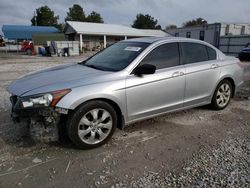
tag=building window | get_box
[175,33,179,37]
[199,31,205,41]
[241,26,245,35]
[186,32,191,38]
[225,24,229,35]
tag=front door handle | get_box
[211,64,219,69]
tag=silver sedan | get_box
[8,37,244,149]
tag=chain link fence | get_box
[219,35,250,56]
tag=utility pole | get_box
[34,11,37,26]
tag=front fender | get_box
[56,81,127,119]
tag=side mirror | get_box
[134,64,156,76]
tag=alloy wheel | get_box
[216,83,231,107]
[77,108,113,145]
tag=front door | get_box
[126,42,185,122]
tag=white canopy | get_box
[65,21,170,50]
[65,21,169,37]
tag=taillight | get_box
[237,62,245,69]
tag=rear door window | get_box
[181,42,209,64]
[206,46,217,60]
[140,42,180,70]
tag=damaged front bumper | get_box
[10,95,67,142]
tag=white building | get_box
[64,21,169,52]
[166,23,250,47]
[220,23,250,36]
[166,23,221,47]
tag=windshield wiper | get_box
[78,60,85,65]
[79,63,117,72]
[84,64,106,71]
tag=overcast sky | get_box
[0,0,250,33]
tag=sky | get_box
[0,0,250,34]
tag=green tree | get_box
[182,18,207,27]
[86,11,104,23]
[56,23,65,32]
[65,4,85,22]
[31,5,60,29]
[132,14,161,29]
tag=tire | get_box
[211,80,232,110]
[238,53,243,61]
[67,101,117,149]
[26,49,32,55]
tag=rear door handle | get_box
[172,71,185,77]
[180,71,185,76]
[172,71,180,77]
[211,64,219,69]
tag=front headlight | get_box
[21,89,71,108]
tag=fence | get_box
[219,35,250,56]
[46,41,80,56]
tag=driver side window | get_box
[140,42,180,70]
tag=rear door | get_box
[180,42,221,107]
[126,42,185,122]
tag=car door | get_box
[125,42,185,122]
[180,42,221,107]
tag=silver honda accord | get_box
[8,37,244,149]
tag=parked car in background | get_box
[21,41,34,55]
[7,37,244,149]
[238,43,250,61]
[0,35,5,47]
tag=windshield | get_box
[84,41,149,71]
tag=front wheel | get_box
[67,101,117,149]
[211,80,232,110]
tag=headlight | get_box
[21,89,71,108]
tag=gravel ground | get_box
[114,136,250,188]
[111,62,250,188]
[0,54,249,188]
[0,53,94,110]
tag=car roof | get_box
[125,36,173,43]
[124,36,226,61]
[125,36,207,44]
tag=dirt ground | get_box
[0,54,249,188]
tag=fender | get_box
[56,83,128,122]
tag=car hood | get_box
[7,63,113,96]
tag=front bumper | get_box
[10,95,61,142]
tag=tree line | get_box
[31,4,104,31]
[31,4,207,31]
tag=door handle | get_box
[172,71,180,77]
[179,71,185,76]
[172,71,185,77]
[211,64,219,69]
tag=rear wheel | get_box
[211,80,232,110]
[67,101,117,149]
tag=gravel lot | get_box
[0,54,249,188]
